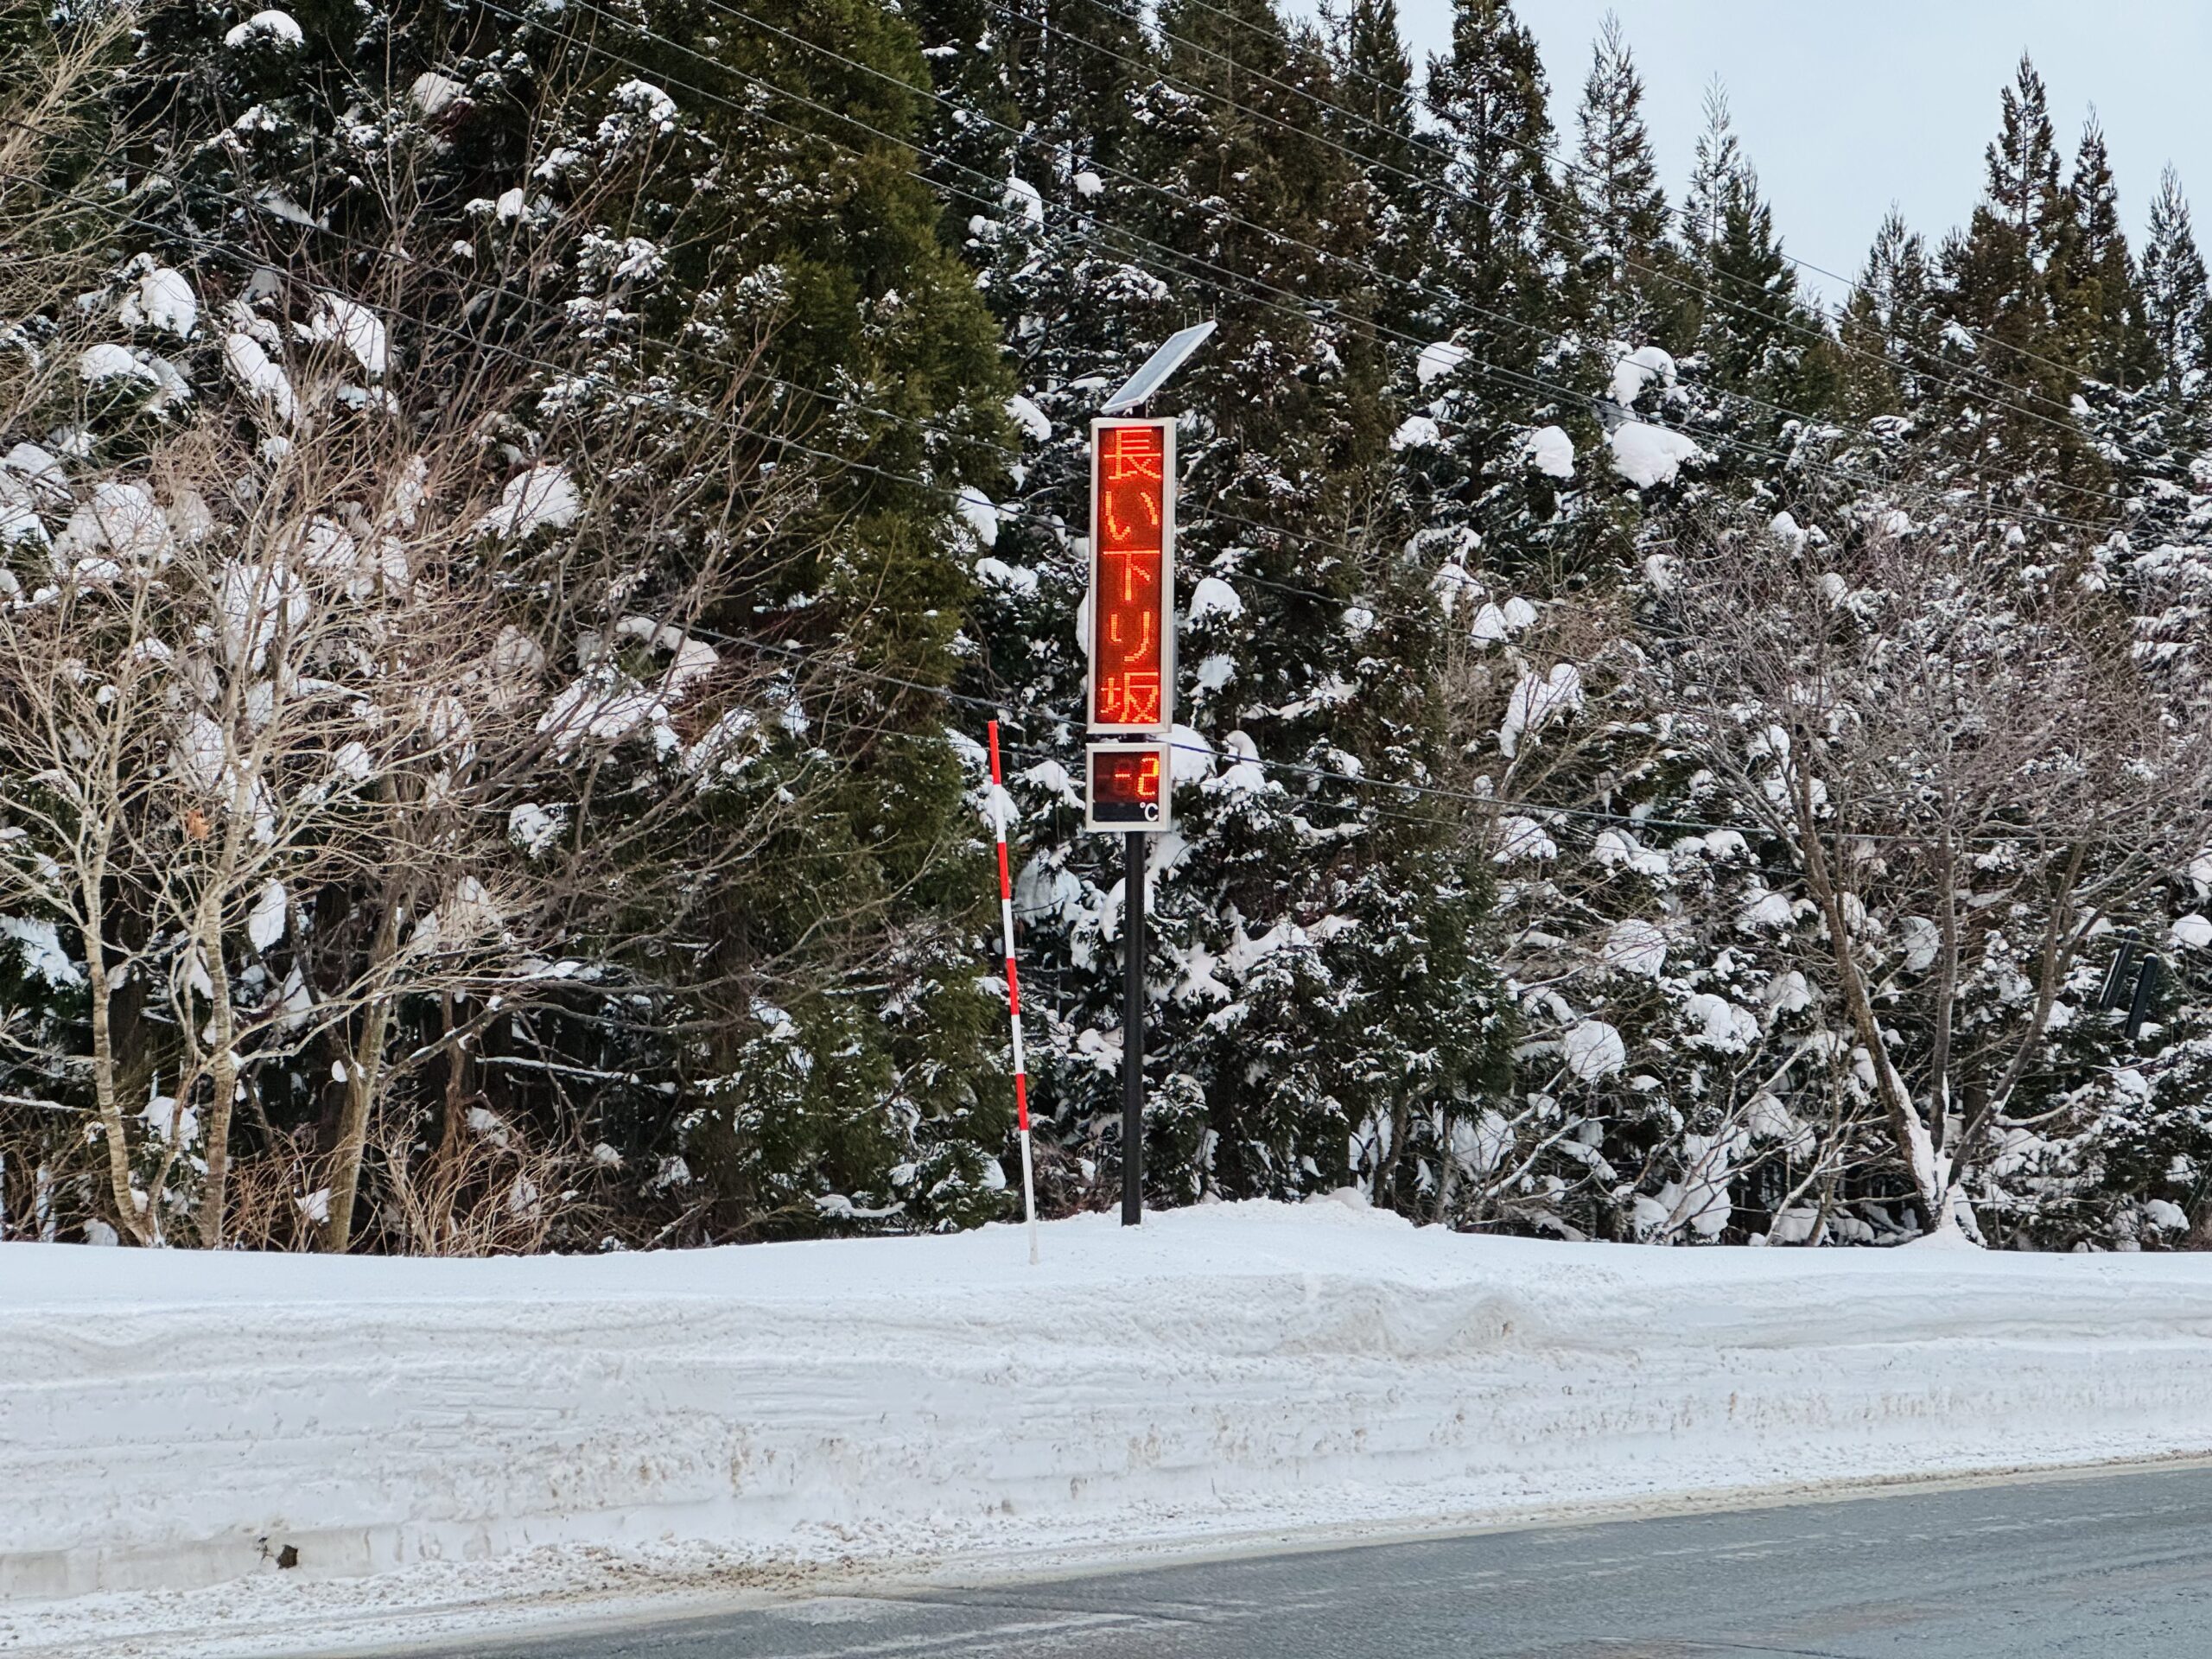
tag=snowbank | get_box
[11,1201,2212,1649]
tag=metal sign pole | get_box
[1122,830,1145,1225]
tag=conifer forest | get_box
[8,0,2212,1256]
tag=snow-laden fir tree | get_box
[1397,0,1592,586]
[1930,54,2109,527]
[2139,166,2212,417]
[2059,113,2150,391]
[598,0,1022,1236]
[1675,88,1833,414]
[1836,209,1943,423]
[1328,0,1432,343]
[1563,12,1675,346]
[1680,79,1740,270]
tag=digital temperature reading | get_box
[1084,742,1173,831]
[1088,419,1175,734]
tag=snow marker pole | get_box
[988,721,1040,1265]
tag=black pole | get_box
[1122,829,1145,1225]
[2100,934,2140,1010]
[2126,955,2163,1042]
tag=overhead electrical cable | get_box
[465,0,2136,543]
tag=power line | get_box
[719,0,1956,453]
[0,167,981,494]
[485,0,2133,544]
[0,123,1539,618]
[0,171,2139,860]
[3,167,1548,809]
[721,0,2135,533]
[22,43,2140,606]
[117,0,2123,566]
[963,0,2164,499]
[702,626,2082,855]
[8,137,1546,641]
[1149,0,2199,453]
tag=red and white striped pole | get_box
[988,720,1040,1264]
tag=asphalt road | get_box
[430,1465,2212,1658]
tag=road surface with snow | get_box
[411,1464,2212,1657]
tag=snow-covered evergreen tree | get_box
[2060,113,2148,391]
[1932,54,2107,527]
[2139,166,2212,416]
[1838,209,1942,422]
[1681,79,1742,270]
[1331,0,1431,342]
[1399,0,1588,583]
[1564,13,1674,345]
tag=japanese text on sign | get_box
[1090,420,1173,732]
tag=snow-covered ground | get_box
[10,1198,2212,1656]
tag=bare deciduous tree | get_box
[1641,516,2212,1236]
[0,121,845,1248]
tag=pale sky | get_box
[1392,0,2212,308]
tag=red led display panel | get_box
[1089,419,1175,734]
[1085,741,1173,830]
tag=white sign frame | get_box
[1084,740,1175,833]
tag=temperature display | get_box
[1085,742,1173,831]
[1089,419,1175,734]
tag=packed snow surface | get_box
[13,1201,2212,1656]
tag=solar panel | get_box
[1100,321,1217,414]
